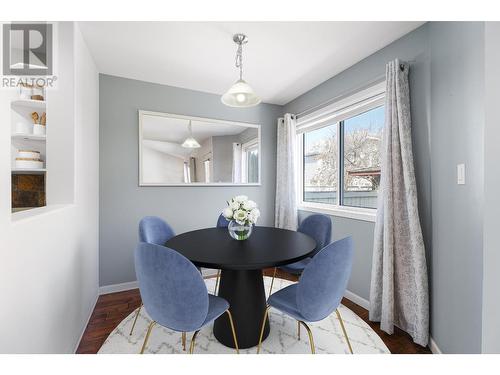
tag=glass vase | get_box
[228,220,253,241]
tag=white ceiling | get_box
[79,22,424,105]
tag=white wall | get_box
[0,22,99,353]
[142,146,184,183]
[482,21,500,353]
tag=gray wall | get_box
[212,134,239,182]
[99,74,282,286]
[428,22,485,353]
[285,22,486,353]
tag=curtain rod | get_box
[295,59,416,118]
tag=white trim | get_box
[299,204,376,223]
[74,293,99,353]
[99,281,139,295]
[295,82,384,219]
[296,81,386,132]
[344,289,370,310]
[429,337,442,354]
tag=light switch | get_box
[457,164,465,185]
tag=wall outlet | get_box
[457,164,465,185]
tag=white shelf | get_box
[11,168,46,174]
[11,99,46,109]
[11,133,46,141]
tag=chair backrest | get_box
[298,214,332,254]
[139,216,175,246]
[134,242,209,332]
[216,213,229,228]
[296,237,353,321]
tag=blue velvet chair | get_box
[258,237,354,354]
[139,216,175,245]
[130,216,176,336]
[213,213,230,294]
[217,213,229,228]
[268,214,332,295]
[135,242,239,354]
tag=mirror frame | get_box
[138,110,262,186]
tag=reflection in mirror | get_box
[139,111,261,185]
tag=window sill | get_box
[298,203,376,223]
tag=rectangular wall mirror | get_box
[139,110,261,186]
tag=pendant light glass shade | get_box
[181,137,201,148]
[221,79,261,108]
[181,120,201,148]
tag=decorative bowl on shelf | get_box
[15,158,43,170]
[18,150,40,159]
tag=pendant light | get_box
[221,34,261,108]
[181,120,201,148]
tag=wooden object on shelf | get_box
[40,112,46,125]
[31,112,39,124]
[11,174,46,208]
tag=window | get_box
[343,106,384,209]
[203,159,211,183]
[297,82,385,221]
[242,139,259,183]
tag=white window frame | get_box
[296,81,385,223]
[241,138,259,183]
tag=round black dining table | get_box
[165,226,317,349]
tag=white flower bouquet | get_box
[222,195,260,240]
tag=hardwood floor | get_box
[76,269,431,354]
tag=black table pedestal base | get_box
[213,269,270,349]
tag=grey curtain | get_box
[369,59,429,346]
[275,114,298,230]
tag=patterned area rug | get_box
[99,277,389,354]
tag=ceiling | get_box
[142,115,248,144]
[79,22,424,105]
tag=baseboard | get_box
[98,273,219,296]
[74,292,99,353]
[429,337,442,354]
[99,281,139,295]
[344,289,370,310]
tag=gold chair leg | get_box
[214,270,221,295]
[268,268,277,297]
[256,305,270,354]
[140,320,156,354]
[336,309,353,354]
[298,321,315,354]
[297,321,301,340]
[129,303,142,336]
[226,310,240,353]
[189,330,200,354]
[182,332,186,351]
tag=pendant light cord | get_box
[235,43,243,80]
